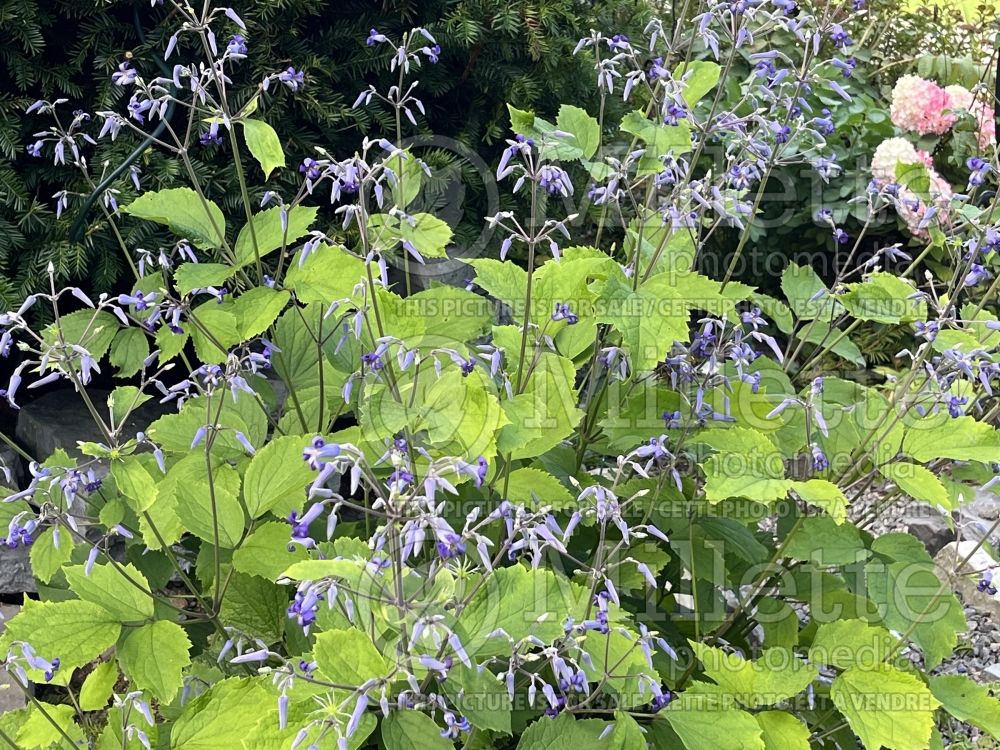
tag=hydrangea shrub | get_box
[1,1,1000,749]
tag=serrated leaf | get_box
[243,435,314,518]
[4,600,120,671]
[929,674,1000,738]
[756,711,809,750]
[118,620,190,702]
[235,205,318,267]
[808,619,893,669]
[233,522,307,581]
[674,60,722,106]
[17,703,83,749]
[790,479,849,523]
[123,188,225,249]
[381,711,452,750]
[169,455,245,548]
[662,693,765,750]
[439,663,512,734]
[219,573,286,643]
[831,666,938,750]
[65,562,155,622]
[688,643,818,708]
[241,119,285,179]
[503,467,575,509]
[695,427,792,503]
[170,678,274,750]
[109,327,149,378]
[30,526,73,584]
[902,414,1000,463]
[314,628,389,685]
[784,516,868,565]
[111,456,158,513]
[881,462,949,507]
[79,659,118,711]
[174,263,234,295]
[555,104,600,160]
[515,713,608,749]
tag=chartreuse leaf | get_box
[118,620,191,702]
[583,627,658,709]
[929,674,1000,738]
[220,574,287,643]
[555,104,600,159]
[368,211,452,258]
[881,461,950,507]
[109,327,149,378]
[4,600,120,671]
[150,392,267,459]
[439,663,512,735]
[98,706,159,750]
[661,693,765,750]
[609,711,645,750]
[515,713,608,750]
[695,427,792,503]
[284,244,371,306]
[167,454,245,548]
[781,262,839,320]
[17,703,83,749]
[902,413,1000,463]
[232,287,291,339]
[498,352,583,460]
[314,628,389,685]
[42,309,120,360]
[111,455,159,513]
[65,563,154,621]
[596,272,688,371]
[504,467,575,509]
[79,659,118,711]
[173,262,234,295]
[381,711,452,750]
[235,205,318,267]
[895,159,931,201]
[30,526,73,583]
[243,434,314,518]
[108,386,151,428]
[123,187,225,249]
[459,565,587,657]
[674,60,722,106]
[785,516,869,565]
[756,711,810,750]
[233,522,308,581]
[470,258,527,307]
[840,272,926,324]
[688,643,817,708]
[240,119,285,179]
[790,479,849,523]
[831,665,939,750]
[620,110,692,167]
[170,678,275,749]
[808,620,893,669]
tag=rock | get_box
[0,604,29,714]
[0,444,23,490]
[967,489,1000,522]
[934,541,1000,620]
[984,663,1000,681]
[0,546,36,595]
[15,388,170,461]
[904,512,956,555]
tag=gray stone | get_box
[967,489,1000,522]
[0,444,23,490]
[0,546,36,596]
[934,541,1000,620]
[15,388,170,461]
[904,512,956,555]
[984,663,1000,681]
[0,604,28,714]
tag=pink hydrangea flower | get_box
[944,84,975,113]
[971,99,996,152]
[871,137,953,238]
[890,75,955,134]
[871,137,922,183]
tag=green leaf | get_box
[781,262,839,320]
[241,119,285,179]
[756,711,810,750]
[64,563,154,622]
[929,674,1000,738]
[662,693,765,750]
[117,620,191,702]
[596,273,688,372]
[695,427,792,503]
[109,327,149,378]
[515,713,608,750]
[79,659,118,711]
[895,160,931,202]
[284,243,370,305]
[43,310,120,361]
[30,526,73,584]
[4,600,120,671]
[232,287,291,340]
[16,703,83,749]
[583,627,658,709]
[808,620,893,669]
[368,211,453,259]
[840,272,926,324]
[497,353,583,460]
[504,468,575,509]
[902,414,1000,463]
[459,565,586,657]
[108,386,152,428]
[439,663,512,734]
[674,60,722,106]
[171,678,274,750]
[784,516,869,565]
[789,479,849,523]
[831,665,939,750]
[314,628,389,685]
[881,462,949,507]
[123,188,225,249]
[609,712,646,750]
[381,711,452,750]
[174,262,234,296]
[169,455,245,548]
[111,455,159,513]
[233,522,308,581]
[244,435,319,518]
[620,110,693,163]
[688,643,818,708]
[555,104,600,160]
[235,205,318,267]
[219,573,287,643]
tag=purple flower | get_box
[811,443,829,472]
[436,532,466,559]
[440,712,471,739]
[112,62,137,86]
[977,571,997,595]
[366,29,388,46]
[421,44,441,63]
[303,436,341,469]
[227,34,248,59]
[829,24,853,49]
[278,67,305,92]
[551,302,578,325]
